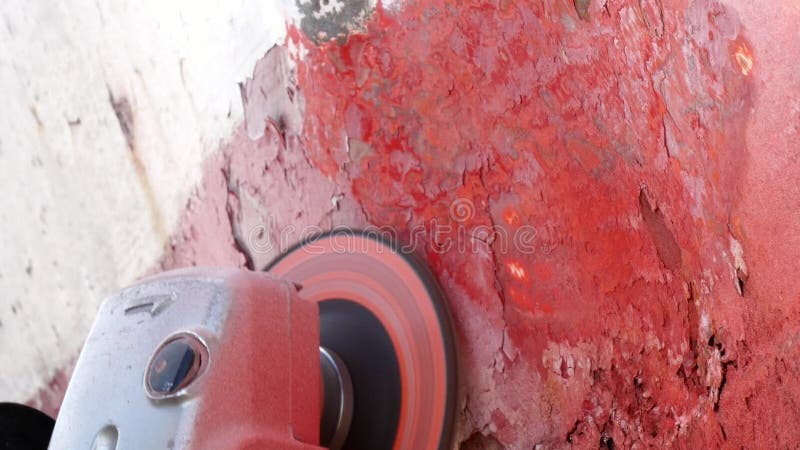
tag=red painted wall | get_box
[35,1,800,448]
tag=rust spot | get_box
[459,431,504,450]
[108,88,135,151]
[29,106,44,130]
[108,87,167,242]
[639,189,682,272]
[346,138,375,166]
[574,0,591,20]
[601,434,615,449]
[296,0,370,44]
[730,236,748,296]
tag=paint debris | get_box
[240,45,303,140]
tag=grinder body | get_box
[42,231,456,450]
[48,267,323,450]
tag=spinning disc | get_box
[267,230,456,450]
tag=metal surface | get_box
[318,299,402,449]
[319,347,353,450]
[47,267,323,450]
[267,230,458,450]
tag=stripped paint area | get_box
[30,0,800,448]
[284,1,753,446]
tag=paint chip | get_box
[734,44,753,77]
[240,45,303,140]
[730,236,748,296]
[573,0,590,21]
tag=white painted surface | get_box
[0,0,289,402]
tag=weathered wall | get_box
[161,0,800,448]
[5,0,800,448]
[0,0,291,409]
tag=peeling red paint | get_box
[157,0,799,446]
[31,0,800,448]
[286,0,755,447]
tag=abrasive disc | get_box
[266,230,457,450]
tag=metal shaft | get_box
[319,347,353,450]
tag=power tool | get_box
[1,230,457,450]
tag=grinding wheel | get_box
[266,230,457,450]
